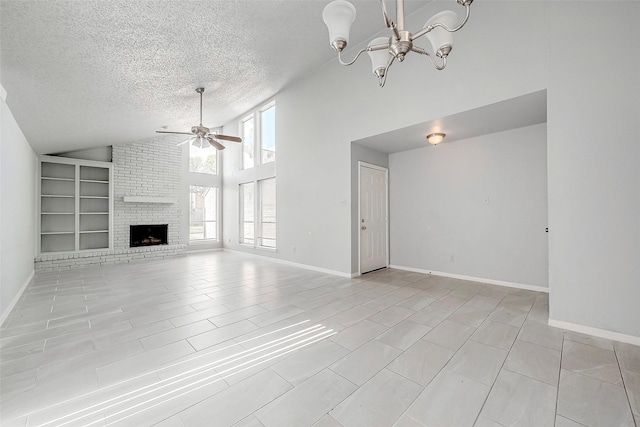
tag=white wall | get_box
[220,2,639,338]
[1,96,37,320]
[222,1,547,274]
[389,124,548,288]
[547,2,640,337]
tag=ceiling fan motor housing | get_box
[191,125,210,135]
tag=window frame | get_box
[259,102,276,165]
[239,178,277,250]
[258,177,276,248]
[189,185,219,242]
[241,114,255,170]
[239,182,255,246]
[240,101,276,170]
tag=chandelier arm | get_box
[390,21,401,41]
[411,45,447,70]
[338,42,390,66]
[411,4,471,41]
[381,0,392,28]
[378,55,395,87]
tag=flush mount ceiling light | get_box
[322,0,473,87]
[426,133,445,145]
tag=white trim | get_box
[548,318,640,347]
[389,264,549,293]
[187,247,223,254]
[224,248,357,278]
[358,161,389,275]
[0,270,34,327]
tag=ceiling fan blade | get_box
[207,137,225,150]
[212,134,242,143]
[177,137,196,146]
[156,130,193,135]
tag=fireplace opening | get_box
[130,224,168,247]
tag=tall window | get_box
[190,186,218,241]
[189,143,217,174]
[240,182,255,245]
[242,102,276,169]
[259,178,276,248]
[261,105,276,164]
[242,116,255,170]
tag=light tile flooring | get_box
[1,252,639,427]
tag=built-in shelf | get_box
[39,157,113,254]
[123,196,177,204]
[41,231,75,235]
[41,177,74,182]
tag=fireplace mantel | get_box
[122,196,177,204]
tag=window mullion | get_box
[253,181,262,247]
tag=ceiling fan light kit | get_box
[155,87,242,150]
[322,0,473,87]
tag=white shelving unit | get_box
[39,156,113,253]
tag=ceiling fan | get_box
[156,87,242,150]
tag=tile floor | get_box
[1,252,639,427]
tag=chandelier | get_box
[322,0,473,87]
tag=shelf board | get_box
[79,230,108,234]
[80,212,109,215]
[41,212,74,215]
[80,195,109,199]
[42,195,74,198]
[41,177,74,182]
[41,231,74,235]
[123,196,177,204]
[80,179,109,183]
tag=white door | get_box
[359,163,388,274]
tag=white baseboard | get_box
[0,270,34,327]
[389,264,549,294]
[548,319,640,347]
[223,249,357,278]
[187,247,223,254]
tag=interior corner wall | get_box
[222,1,547,275]
[1,98,37,319]
[389,124,548,288]
[547,2,640,337]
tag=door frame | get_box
[358,161,390,275]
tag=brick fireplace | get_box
[35,136,187,272]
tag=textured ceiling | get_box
[1,0,428,154]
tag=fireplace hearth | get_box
[130,224,168,247]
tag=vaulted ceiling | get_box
[1,0,428,154]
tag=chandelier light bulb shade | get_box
[427,133,446,145]
[425,11,458,57]
[322,0,473,87]
[322,0,357,51]
[368,37,392,74]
